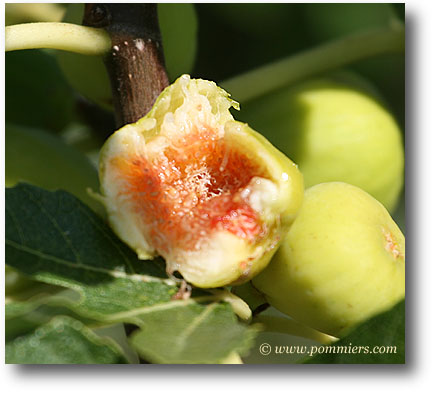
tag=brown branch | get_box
[83,4,169,128]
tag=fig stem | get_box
[253,315,337,345]
[5,22,111,55]
[83,4,169,127]
[209,289,252,321]
[221,24,405,102]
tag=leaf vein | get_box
[5,202,25,245]
[176,303,218,353]
[22,186,81,264]
[5,239,174,286]
[76,203,137,274]
[101,296,216,324]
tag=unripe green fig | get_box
[97,75,304,288]
[238,77,404,212]
[56,4,197,109]
[301,3,405,128]
[252,182,405,337]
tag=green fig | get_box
[301,2,405,127]
[253,182,405,337]
[238,77,404,212]
[97,75,304,288]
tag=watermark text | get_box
[259,342,397,357]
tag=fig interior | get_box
[112,125,271,257]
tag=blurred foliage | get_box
[6,316,128,364]
[194,3,405,127]
[5,49,75,132]
[5,124,103,214]
[5,3,66,25]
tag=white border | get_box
[2,0,445,398]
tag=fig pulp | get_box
[99,75,304,288]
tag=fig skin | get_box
[237,77,404,212]
[98,75,304,288]
[252,182,405,337]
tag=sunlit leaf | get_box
[6,315,128,364]
[130,302,257,364]
[5,183,178,319]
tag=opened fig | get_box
[252,182,405,337]
[98,75,304,288]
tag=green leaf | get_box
[6,49,75,132]
[5,123,103,215]
[304,300,405,364]
[6,300,40,320]
[5,184,259,363]
[5,183,178,318]
[6,315,128,364]
[5,290,96,342]
[6,265,43,296]
[6,293,139,363]
[130,302,258,364]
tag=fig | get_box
[56,3,197,110]
[301,2,405,127]
[97,75,304,288]
[252,182,405,337]
[238,77,404,212]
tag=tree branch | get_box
[83,4,169,127]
